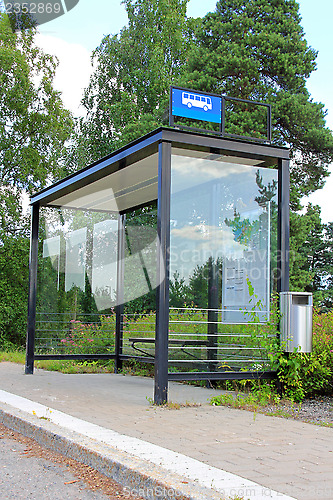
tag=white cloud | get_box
[171,224,246,256]
[35,33,93,117]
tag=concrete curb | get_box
[0,391,295,500]
[0,404,221,500]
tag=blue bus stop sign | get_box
[171,87,222,124]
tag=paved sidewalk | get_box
[0,362,332,500]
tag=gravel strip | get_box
[263,396,333,425]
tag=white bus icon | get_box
[181,92,212,111]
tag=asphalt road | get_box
[0,424,140,500]
[0,436,110,499]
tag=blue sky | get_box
[33,0,333,221]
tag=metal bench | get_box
[129,337,210,359]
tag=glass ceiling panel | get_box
[48,153,158,213]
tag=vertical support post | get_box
[154,141,171,405]
[277,158,290,393]
[115,214,125,373]
[267,104,272,143]
[169,87,174,127]
[221,96,226,137]
[25,203,40,374]
[207,258,219,370]
[277,159,290,293]
[207,181,219,374]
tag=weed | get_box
[146,396,201,409]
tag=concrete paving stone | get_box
[297,489,333,500]
[302,480,333,492]
[299,472,333,483]
[226,467,273,479]
[300,458,322,465]
[299,464,333,474]
[253,453,282,460]
[251,467,289,478]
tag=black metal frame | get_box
[221,96,272,143]
[115,214,126,373]
[25,204,39,374]
[169,86,272,144]
[26,127,289,403]
[155,141,171,404]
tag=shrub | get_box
[277,309,333,400]
[299,310,333,396]
[59,315,116,355]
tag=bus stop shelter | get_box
[26,127,290,404]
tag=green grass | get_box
[0,350,155,376]
[209,387,333,428]
[0,351,115,374]
[0,350,25,364]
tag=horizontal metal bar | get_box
[223,95,271,108]
[170,307,217,311]
[123,322,156,326]
[168,371,277,381]
[168,333,268,338]
[168,346,264,350]
[122,331,156,335]
[169,319,263,325]
[168,359,269,363]
[36,312,106,316]
[36,319,107,323]
[36,347,116,351]
[223,132,269,143]
[123,314,156,317]
[34,354,116,360]
[170,307,267,314]
[118,354,155,364]
[172,124,221,136]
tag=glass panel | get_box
[48,152,158,213]
[122,205,157,360]
[36,207,118,356]
[65,227,87,293]
[36,149,159,358]
[92,219,118,311]
[169,150,278,373]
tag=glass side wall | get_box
[36,207,118,356]
[122,204,158,360]
[169,149,278,373]
[36,149,159,360]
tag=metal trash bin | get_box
[280,292,313,353]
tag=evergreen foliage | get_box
[182,0,333,202]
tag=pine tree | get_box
[182,0,333,203]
